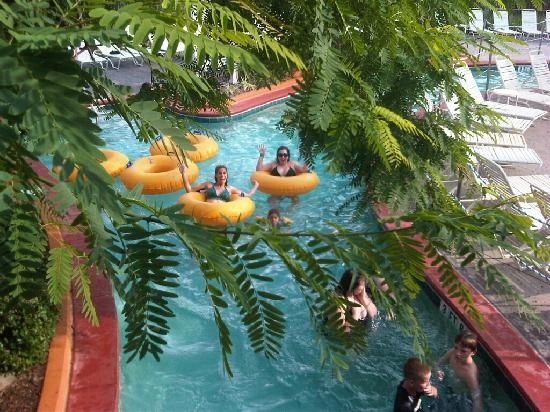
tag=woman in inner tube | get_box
[256,144,310,205]
[256,144,310,177]
[179,163,259,202]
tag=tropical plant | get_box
[0,0,547,381]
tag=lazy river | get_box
[90,102,522,411]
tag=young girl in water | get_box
[336,270,378,326]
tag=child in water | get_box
[393,357,438,412]
[256,208,293,228]
[435,330,482,412]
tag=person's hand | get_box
[436,369,444,382]
[178,164,186,175]
[425,385,438,397]
[252,180,259,187]
[258,144,266,157]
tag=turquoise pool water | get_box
[93,104,520,411]
[471,64,537,92]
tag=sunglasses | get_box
[277,153,288,157]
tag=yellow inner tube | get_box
[149,134,218,163]
[178,192,255,226]
[101,149,129,177]
[52,149,129,182]
[120,155,199,195]
[250,171,320,197]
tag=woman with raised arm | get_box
[256,144,310,176]
[179,163,259,202]
[252,145,318,200]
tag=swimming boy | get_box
[394,357,438,412]
[435,330,482,412]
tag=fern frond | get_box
[369,119,411,169]
[46,245,74,305]
[73,262,99,326]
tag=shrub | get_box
[0,295,58,374]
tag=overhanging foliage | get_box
[1,0,548,380]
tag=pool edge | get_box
[374,203,550,412]
[31,160,119,412]
[37,223,73,412]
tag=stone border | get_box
[37,292,72,412]
[374,204,550,411]
[31,161,119,412]
[37,226,73,412]
[167,76,300,120]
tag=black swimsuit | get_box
[270,166,296,176]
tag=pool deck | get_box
[38,42,550,411]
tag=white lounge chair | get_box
[520,9,542,38]
[462,130,527,147]
[440,123,539,165]
[490,10,519,36]
[476,156,548,229]
[531,184,550,228]
[444,96,535,134]
[96,45,138,70]
[441,123,527,148]
[529,51,550,92]
[455,64,546,120]
[74,48,110,69]
[490,57,550,108]
[121,46,144,66]
[469,145,542,166]
[468,9,489,35]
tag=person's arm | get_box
[256,144,273,171]
[246,180,260,197]
[228,180,260,198]
[178,164,209,193]
[356,290,378,318]
[290,160,310,174]
[373,276,397,319]
[336,304,348,330]
[434,350,452,381]
[424,384,438,398]
[464,366,482,412]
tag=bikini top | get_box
[205,185,230,201]
[270,166,297,177]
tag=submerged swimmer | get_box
[335,269,396,331]
[256,208,293,228]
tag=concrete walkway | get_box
[463,38,550,365]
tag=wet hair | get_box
[214,165,228,186]
[275,145,291,164]
[336,269,365,296]
[267,208,281,219]
[454,330,478,352]
[403,358,431,382]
